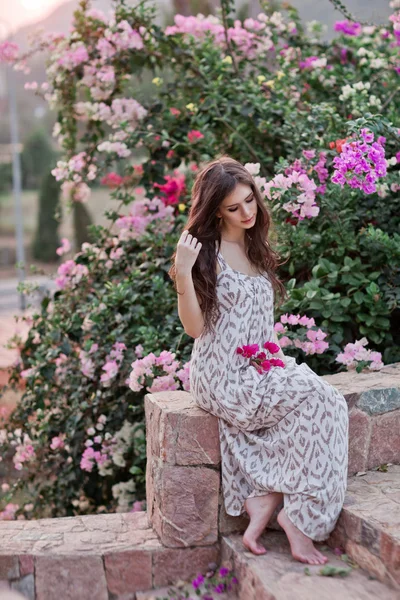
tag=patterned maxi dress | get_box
[189,243,349,541]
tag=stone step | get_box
[221,530,398,600]
[0,511,219,600]
[328,464,400,589]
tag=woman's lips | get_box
[242,215,255,223]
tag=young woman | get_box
[169,156,349,566]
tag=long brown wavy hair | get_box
[168,155,288,335]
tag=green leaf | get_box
[129,466,143,475]
[318,565,352,578]
[354,292,364,305]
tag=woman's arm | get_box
[176,270,205,338]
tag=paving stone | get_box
[221,530,398,599]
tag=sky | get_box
[0,0,64,35]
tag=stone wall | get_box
[145,363,400,537]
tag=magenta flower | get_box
[263,341,280,354]
[236,344,259,357]
[191,574,204,589]
[331,131,386,194]
[334,20,361,36]
[187,129,204,143]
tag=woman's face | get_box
[216,183,258,231]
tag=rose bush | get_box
[0,0,399,518]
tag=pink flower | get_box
[56,238,71,256]
[302,149,316,160]
[0,503,19,521]
[100,360,119,386]
[50,436,65,451]
[80,447,96,472]
[263,341,280,354]
[153,171,186,206]
[0,41,19,63]
[334,20,361,36]
[187,130,204,143]
[237,344,259,358]
[58,44,89,70]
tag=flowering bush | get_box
[155,563,238,600]
[0,0,399,517]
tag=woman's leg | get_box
[242,492,283,554]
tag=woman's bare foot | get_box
[277,508,328,565]
[242,492,283,555]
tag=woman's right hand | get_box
[175,230,202,275]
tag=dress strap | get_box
[215,241,228,271]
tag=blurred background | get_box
[0,0,393,368]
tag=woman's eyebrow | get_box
[225,191,253,208]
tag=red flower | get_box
[236,344,259,358]
[100,172,130,189]
[187,130,204,143]
[329,138,348,153]
[263,341,280,354]
[153,171,186,206]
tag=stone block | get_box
[368,410,400,469]
[104,550,152,596]
[380,532,400,586]
[0,556,19,580]
[345,540,387,583]
[357,387,400,416]
[35,555,108,600]
[348,408,371,475]
[19,555,34,577]
[153,545,220,587]
[149,460,219,547]
[145,391,220,466]
[342,510,362,544]
[361,520,381,557]
[218,502,249,536]
[11,574,35,600]
[322,362,400,403]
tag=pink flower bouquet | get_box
[237,341,285,373]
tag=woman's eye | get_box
[228,197,254,212]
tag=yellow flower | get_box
[265,80,275,89]
[178,203,186,212]
[186,102,197,111]
[152,77,163,86]
[222,55,233,64]
[257,75,266,84]
[276,71,285,80]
